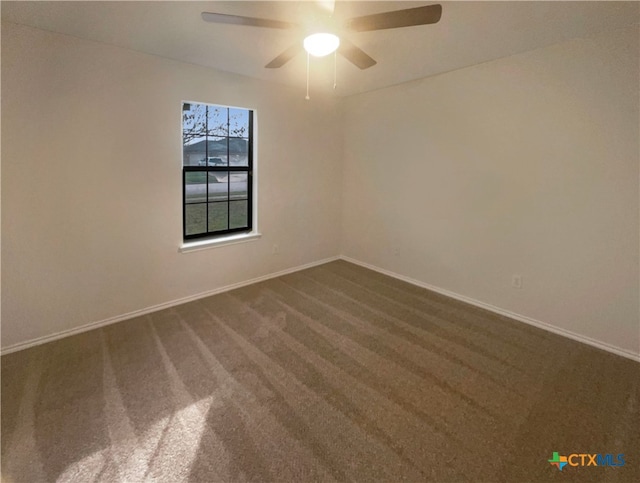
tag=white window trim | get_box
[179,231,262,253]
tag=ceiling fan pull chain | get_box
[333,51,337,90]
[305,52,310,100]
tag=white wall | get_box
[1,22,343,349]
[342,25,639,356]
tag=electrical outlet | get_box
[272,244,279,254]
[393,248,400,257]
[512,275,523,289]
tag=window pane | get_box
[230,171,248,200]
[183,140,207,167]
[183,104,206,141]
[207,136,228,166]
[183,102,252,240]
[229,108,249,138]
[185,203,206,235]
[229,138,249,167]
[230,200,248,229]
[208,171,228,202]
[207,106,228,137]
[185,172,206,203]
[208,202,228,232]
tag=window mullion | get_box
[207,106,212,233]
[227,107,231,231]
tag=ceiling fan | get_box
[201,2,443,70]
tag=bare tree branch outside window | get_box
[183,105,247,145]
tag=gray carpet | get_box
[2,260,639,482]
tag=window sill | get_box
[179,232,262,253]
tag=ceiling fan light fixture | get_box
[303,32,340,57]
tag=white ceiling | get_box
[2,1,639,97]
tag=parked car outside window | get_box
[198,157,225,166]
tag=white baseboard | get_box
[0,256,339,355]
[4,254,638,364]
[340,256,640,363]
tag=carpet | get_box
[2,260,639,482]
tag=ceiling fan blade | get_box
[344,4,442,32]
[265,43,303,68]
[338,38,377,70]
[201,12,296,30]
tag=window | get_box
[182,102,253,241]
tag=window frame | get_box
[182,102,254,241]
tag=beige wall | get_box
[2,21,638,357]
[1,22,343,348]
[342,25,639,355]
